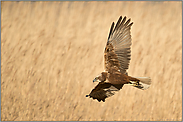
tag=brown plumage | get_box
[86,16,151,102]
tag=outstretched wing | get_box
[104,16,133,74]
[86,82,123,102]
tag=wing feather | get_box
[113,16,122,32]
[86,82,124,102]
[105,16,133,74]
[108,22,115,40]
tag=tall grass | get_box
[1,1,182,121]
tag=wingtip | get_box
[97,99,105,102]
[97,99,101,102]
[119,16,122,20]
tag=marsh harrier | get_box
[86,16,151,102]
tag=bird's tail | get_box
[128,77,151,90]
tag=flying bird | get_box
[86,16,151,102]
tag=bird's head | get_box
[93,72,107,83]
[93,76,101,83]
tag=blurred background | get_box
[1,1,182,121]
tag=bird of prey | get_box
[86,16,151,102]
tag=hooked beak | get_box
[93,78,97,82]
[93,78,100,82]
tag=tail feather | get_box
[129,77,151,90]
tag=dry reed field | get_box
[1,1,182,121]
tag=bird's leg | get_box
[126,82,134,86]
[133,81,140,87]
[127,81,139,86]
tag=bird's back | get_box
[107,68,130,84]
